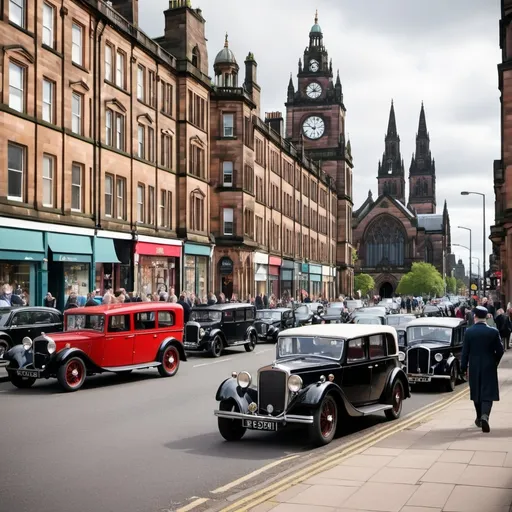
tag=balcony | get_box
[214,87,255,105]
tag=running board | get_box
[102,362,161,372]
[355,404,393,416]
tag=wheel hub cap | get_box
[169,356,175,364]
[72,369,79,377]
[327,415,333,422]
[395,393,400,401]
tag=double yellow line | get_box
[219,386,469,512]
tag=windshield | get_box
[278,336,344,360]
[408,326,452,345]
[397,331,406,347]
[295,305,310,316]
[190,310,222,323]
[325,308,342,316]
[353,316,382,325]
[0,310,12,327]
[66,314,104,332]
[256,311,282,321]
[387,316,415,326]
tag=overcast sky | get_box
[140,0,500,275]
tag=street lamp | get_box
[452,243,471,293]
[458,226,472,298]
[461,191,486,296]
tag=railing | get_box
[214,87,254,104]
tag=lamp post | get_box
[461,191,486,296]
[452,243,471,294]
[458,226,472,298]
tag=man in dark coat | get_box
[178,293,191,323]
[461,306,504,433]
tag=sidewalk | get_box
[249,353,512,512]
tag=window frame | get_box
[137,124,145,159]
[115,50,126,89]
[71,22,84,66]
[104,43,113,82]
[42,78,55,123]
[104,173,114,217]
[222,113,234,137]
[71,163,83,212]
[42,2,55,48]
[137,184,145,224]
[105,109,112,146]
[222,161,233,187]
[42,153,55,207]
[9,0,25,29]
[116,176,126,220]
[115,113,125,151]
[148,186,155,225]
[223,207,234,236]
[137,65,145,102]
[71,92,82,135]
[7,142,25,202]
[9,60,25,113]
[368,334,386,360]
[346,337,368,364]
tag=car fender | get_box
[245,326,257,340]
[4,344,32,368]
[215,377,257,412]
[0,334,13,349]
[383,367,411,400]
[447,354,458,372]
[158,338,187,362]
[209,329,225,344]
[51,348,101,372]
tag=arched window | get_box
[425,240,433,264]
[414,180,421,197]
[190,188,205,232]
[391,181,397,195]
[192,46,200,68]
[364,216,406,267]
[423,180,428,196]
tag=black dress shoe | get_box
[481,416,490,433]
[475,419,482,428]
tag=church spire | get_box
[224,32,229,48]
[386,100,397,138]
[418,101,428,136]
[314,9,318,24]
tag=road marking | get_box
[193,358,233,368]
[175,497,209,512]
[220,386,469,511]
[211,454,300,494]
[254,348,274,355]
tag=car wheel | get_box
[446,365,457,392]
[0,338,10,359]
[309,393,338,446]
[8,371,36,389]
[57,357,86,392]
[218,400,246,441]
[158,345,180,377]
[210,336,223,358]
[244,333,257,352]
[385,380,404,420]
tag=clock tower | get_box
[285,12,354,295]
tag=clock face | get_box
[302,116,325,140]
[309,59,319,72]
[306,82,322,99]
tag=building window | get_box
[190,191,205,232]
[137,65,145,101]
[137,124,145,159]
[148,71,156,108]
[365,216,405,267]
[7,142,25,202]
[71,23,83,66]
[223,208,234,235]
[161,82,173,116]
[188,90,206,129]
[104,44,113,82]
[71,93,82,135]
[161,133,173,168]
[148,186,155,225]
[116,177,126,220]
[244,209,254,238]
[116,50,125,89]
[189,143,205,178]
[159,190,167,227]
[9,0,25,28]
[137,184,145,223]
[148,127,155,163]
[115,113,124,151]
[222,113,234,137]
[42,2,55,47]
[105,110,112,146]
[71,164,83,212]
[191,46,200,68]
[222,161,233,187]
[103,174,113,217]
[42,78,54,123]
[9,61,24,113]
[42,154,54,207]
[244,165,254,193]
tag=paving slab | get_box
[437,450,475,463]
[443,485,512,512]
[369,467,426,485]
[341,482,418,512]
[458,465,512,488]
[283,484,359,507]
[420,462,467,484]
[340,454,394,469]
[469,451,507,466]
[406,482,455,509]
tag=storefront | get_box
[309,264,322,299]
[268,256,282,298]
[135,238,181,298]
[184,243,210,299]
[219,256,234,299]
[94,232,132,293]
[0,226,45,306]
[281,259,294,300]
[254,252,269,296]
[322,265,335,300]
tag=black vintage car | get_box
[214,324,410,446]
[404,317,467,391]
[254,309,295,343]
[294,304,324,327]
[351,313,387,326]
[184,304,258,357]
[0,307,63,358]
[322,307,345,324]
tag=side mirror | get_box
[398,351,406,362]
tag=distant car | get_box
[3,303,185,392]
[0,307,63,358]
[214,324,410,446]
[351,314,386,325]
[352,306,387,317]
[404,317,467,391]
[378,300,399,314]
[344,300,363,312]
[184,304,257,357]
[386,314,417,328]
[422,305,445,317]
[253,309,295,343]
[322,307,345,324]
[294,304,324,327]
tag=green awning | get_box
[95,238,120,263]
[48,232,92,263]
[0,227,45,261]
[310,274,322,282]
[184,243,211,257]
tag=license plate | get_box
[408,375,431,383]
[16,369,40,378]
[243,419,277,431]
[184,342,198,348]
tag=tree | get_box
[352,249,358,265]
[354,273,375,296]
[456,279,466,295]
[445,276,457,295]
[396,262,444,297]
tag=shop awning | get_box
[95,238,121,263]
[0,227,45,261]
[48,233,92,263]
[184,243,210,257]
[136,242,181,258]
[255,265,268,282]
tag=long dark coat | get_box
[461,322,504,402]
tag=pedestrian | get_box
[495,308,511,350]
[85,292,97,307]
[64,293,79,310]
[43,292,57,308]
[178,292,191,323]
[0,284,24,306]
[406,296,412,313]
[461,306,504,433]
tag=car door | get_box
[368,334,389,401]
[235,309,247,340]
[102,314,134,367]
[342,337,372,405]
[9,310,37,345]
[222,310,236,343]
[132,310,157,364]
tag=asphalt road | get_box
[0,347,456,512]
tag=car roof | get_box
[406,317,466,328]
[279,324,397,340]
[65,303,183,316]
[0,306,60,313]
[192,303,254,311]
[257,308,290,312]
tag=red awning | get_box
[269,265,280,276]
[269,256,282,266]
[135,242,181,258]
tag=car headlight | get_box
[22,337,32,351]
[288,374,303,393]
[434,353,443,363]
[398,351,406,362]
[237,371,252,389]
[47,338,57,354]
[199,328,205,338]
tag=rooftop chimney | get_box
[265,112,284,138]
[109,0,139,25]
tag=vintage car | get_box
[404,317,467,391]
[386,314,417,328]
[253,309,295,343]
[350,313,387,325]
[377,299,400,314]
[322,307,345,324]
[294,303,324,327]
[214,324,410,446]
[0,307,63,358]
[184,303,257,357]
[3,303,185,392]
[421,305,445,317]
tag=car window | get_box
[108,314,131,333]
[369,335,386,359]
[158,311,175,328]
[223,310,234,322]
[246,308,255,321]
[283,311,289,320]
[346,338,367,363]
[134,312,156,330]
[51,313,61,324]
[33,312,53,324]
[235,310,245,322]
[397,331,406,348]
[12,311,35,326]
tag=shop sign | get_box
[219,257,234,274]
[59,255,79,262]
[156,247,165,255]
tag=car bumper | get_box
[183,341,209,351]
[257,334,274,341]
[214,409,314,425]
[407,373,450,383]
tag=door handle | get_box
[368,365,373,369]
[374,364,379,368]
[125,335,135,339]
[153,335,157,338]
